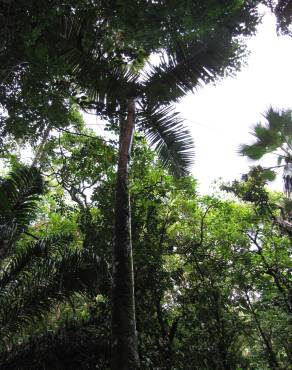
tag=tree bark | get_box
[111,98,140,370]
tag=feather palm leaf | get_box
[0,166,44,258]
[0,233,105,342]
[0,316,110,370]
[137,104,194,176]
[141,32,238,105]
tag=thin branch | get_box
[57,127,110,143]
[23,231,39,240]
[246,232,292,313]
[183,205,213,254]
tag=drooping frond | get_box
[0,166,44,228]
[85,66,139,112]
[0,234,73,289]
[137,104,194,176]
[0,233,107,340]
[142,32,238,105]
[0,166,44,258]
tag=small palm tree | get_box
[0,233,103,344]
[240,107,292,197]
[0,167,106,347]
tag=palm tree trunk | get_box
[111,98,140,370]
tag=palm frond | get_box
[0,233,107,340]
[0,234,73,289]
[239,107,292,160]
[137,104,194,176]
[0,316,110,369]
[85,66,139,111]
[0,166,44,228]
[239,143,269,160]
[0,224,17,259]
[0,166,44,258]
[142,32,238,105]
[264,107,292,138]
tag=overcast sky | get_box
[177,8,292,194]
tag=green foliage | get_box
[1,2,291,369]
[264,0,292,36]
[0,316,110,370]
[0,166,44,258]
[0,138,290,369]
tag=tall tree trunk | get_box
[111,98,140,370]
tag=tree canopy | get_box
[0,1,291,370]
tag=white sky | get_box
[178,9,292,194]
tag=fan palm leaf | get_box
[239,108,292,160]
[239,107,292,197]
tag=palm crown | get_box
[68,29,243,176]
[240,107,292,196]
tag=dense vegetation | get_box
[0,1,291,369]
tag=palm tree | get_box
[0,167,107,347]
[239,107,292,237]
[0,233,104,343]
[67,26,247,368]
[240,107,292,196]
[0,2,262,367]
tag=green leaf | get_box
[137,104,194,177]
[261,169,276,182]
[239,144,267,160]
